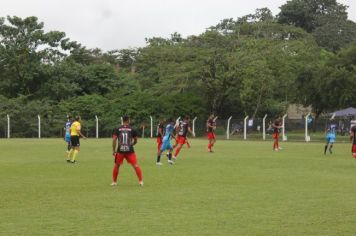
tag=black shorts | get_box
[71,136,80,147]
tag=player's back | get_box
[163,123,174,141]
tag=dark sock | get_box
[168,153,172,161]
[157,155,161,163]
[324,145,328,154]
[329,145,333,154]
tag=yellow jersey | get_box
[70,121,81,136]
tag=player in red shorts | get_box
[207,114,217,152]
[350,125,356,158]
[173,116,195,160]
[111,116,143,186]
[272,118,283,151]
[156,118,164,153]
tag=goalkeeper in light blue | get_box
[156,118,175,165]
[324,120,337,155]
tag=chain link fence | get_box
[1,115,355,142]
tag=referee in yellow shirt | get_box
[67,116,86,163]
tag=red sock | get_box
[208,143,211,150]
[112,165,119,182]
[174,146,182,157]
[134,166,143,182]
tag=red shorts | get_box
[352,144,356,154]
[207,132,215,140]
[157,137,162,150]
[177,136,186,145]
[272,133,279,139]
[114,152,137,165]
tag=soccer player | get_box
[156,118,165,153]
[324,120,337,155]
[272,118,283,151]
[173,116,195,160]
[67,116,86,163]
[156,118,175,165]
[351,125,356,158]
[207,114,216,152]
[64,116,72,161]
[111,116,143,186]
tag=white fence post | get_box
[175,117,181,128]
[262,114,267,140]
[226,116,232,140]
[7,114,10,138]
[282,114,287,141]
[95,115,99,139]
[150,116,153,138]
[305,113,311,142]
[244,116,249,140]
[192,117,197,136]
[142,126,145,138]
[38,115,41,139]
[121,117,123,125]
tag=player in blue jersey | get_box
[64,116,73,162]
[324,120,337,155]
[156,118,176,165]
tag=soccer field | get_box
[1,139,356,235]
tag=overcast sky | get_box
[1,0,355,51]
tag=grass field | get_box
[1,138,356,236]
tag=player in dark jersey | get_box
[350,125,356,159]
[173,116,195,160]
[207,114,217,152]
[272,118,283,151]
[111,116,143,186]
[156,118,165,153]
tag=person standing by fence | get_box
[272,118,283,151]
[324,120,337,155]
[207,114,216,153]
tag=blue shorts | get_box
[160,140,173,151]
[326,134,336,144]
[65,134,71,143]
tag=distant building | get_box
[287,104,312,119]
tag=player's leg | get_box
[112,154,123,186]
[329,141,334,154]
[156,142,166,165]
[324,137,330,154]
[173,136,184,159]
[127,153,143,186]
[186,138,191,148]
[353,144,356,158]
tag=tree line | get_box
[0,0,356,137]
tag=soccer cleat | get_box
[168,160,174,165]
[139,181,144,187]
[278,147,283,150]
[329,149,333,154]
[274,148,279,151]
[70,160,77,163]
[156,162,163,166]
[66,159,71,163]
[172,156,177,161]
[110,182,117,186]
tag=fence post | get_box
[244,116,249,140]
[263,114,267,140]
[7,114,10,138]
[175,117,181,128]
[305,113,311,142]
[226,116,232,140]
[282,114,287,141]
[142,126,145,138]
[120,117,123,125]
[95,115,99,139]
[192,117,197,136]
[38,115,41,139]
[150,116,153,138]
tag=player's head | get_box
[75,116,81,121]
[122,116,130,124]
[184,116,189,121]
[209,114,214,119]
[67,115,72,121]
[167,117,174,124]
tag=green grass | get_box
[1,138,356,236]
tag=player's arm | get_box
[351,132,355,142]
[158,127,163,137]
[112,135,117,156]
[77,125,87,139]
[132,130,138,146]
[188,126,195,137]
